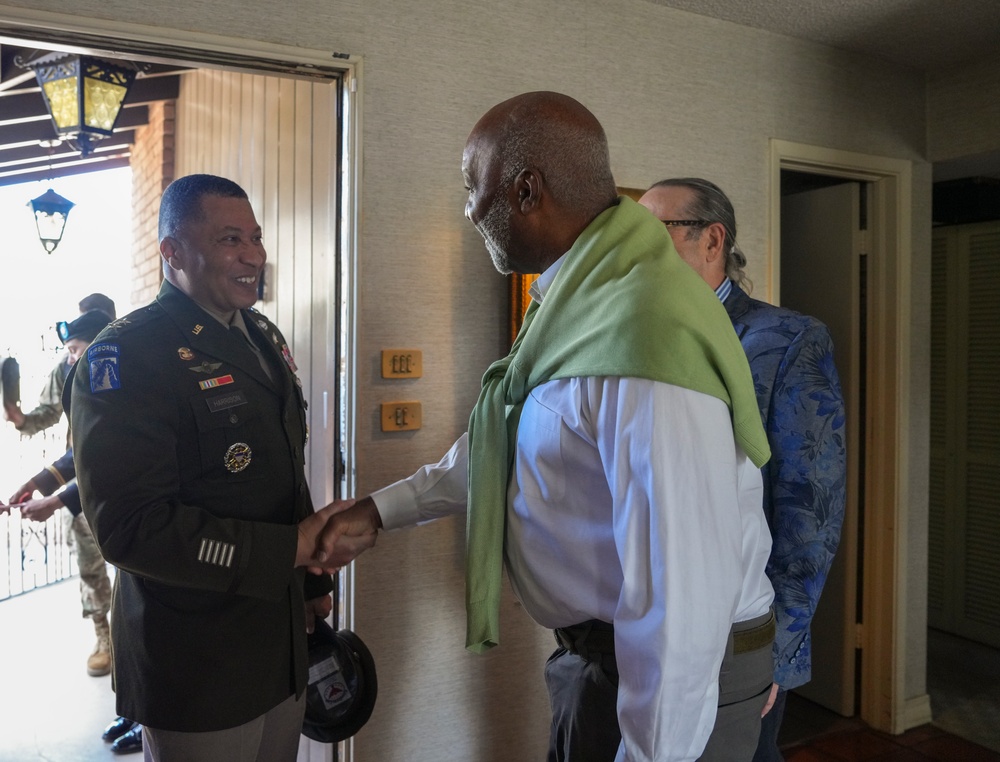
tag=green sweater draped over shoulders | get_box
[465,196,769,653]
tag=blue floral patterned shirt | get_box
[719,281,847,689]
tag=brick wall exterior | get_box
[129,100,175,307]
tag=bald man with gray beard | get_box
[318,92,776,762]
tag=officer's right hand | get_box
[305,496,382,575]
[296,498,377,573]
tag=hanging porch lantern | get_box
[24,52,137,157]
[28,188,76,254]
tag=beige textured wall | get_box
[0,0,943,754]
[927,57,1000,162]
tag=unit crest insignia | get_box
[224,443,252,473]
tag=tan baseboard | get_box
[903,693,933,730]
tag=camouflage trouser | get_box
[64,511,112,620]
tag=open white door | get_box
[780,181,863,717]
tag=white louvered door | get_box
[929,221,1000,648]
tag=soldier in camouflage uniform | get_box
[2,293,115,436]
[5,310,115,676]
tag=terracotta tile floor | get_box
[782,703,1000,761]
[778,628,1000,761]
[784,723,1000,761]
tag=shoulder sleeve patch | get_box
[87,342,122,393]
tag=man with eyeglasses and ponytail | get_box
[639,178,847,762]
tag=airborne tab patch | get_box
[87,343,121,393]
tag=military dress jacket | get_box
[72,279,331,731]
[724,283,847,690]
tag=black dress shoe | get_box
[111,725,143,755]
[102,716,135,742]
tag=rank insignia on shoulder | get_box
[199,374,234,390]
[256,319,268,331]
[189,361,223,374]
[281,344,298,373]
[87,343,121,393]
[177,347,194,361]
[224,442,252,473]
[108,317,131,330]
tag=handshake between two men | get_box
[295,496,382,575]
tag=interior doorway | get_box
[926,215,1000,754]
[779,173,865,719]
[0,13,359,762]
[768,139,919,735]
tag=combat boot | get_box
[87,614,112,676]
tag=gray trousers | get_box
[699,611,775,761]
[142,692,305,762]
[546,610,774,762]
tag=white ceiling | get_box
[642,0,1000,73]
[643,0,1000,180]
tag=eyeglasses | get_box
[661,219,710,228]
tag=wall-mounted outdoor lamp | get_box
[27,188,75,254]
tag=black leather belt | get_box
[555,610,775,660]
[554,619,615,660]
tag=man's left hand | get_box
[17,495,63,523]
[762,683,780,717]
[305,594,333,634]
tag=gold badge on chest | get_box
[224,442,252,473]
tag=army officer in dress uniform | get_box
[70,174,357,762]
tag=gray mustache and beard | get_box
[476,192,514,275]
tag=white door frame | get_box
[768,139,929,733]
[0,5,363,759]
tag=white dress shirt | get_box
[373,259,774,761]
